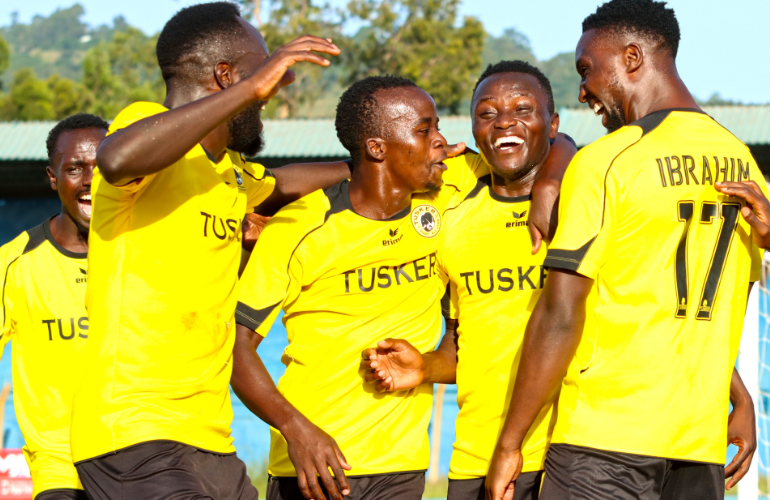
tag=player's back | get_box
[545,109,767,463]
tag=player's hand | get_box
[249,35,340,102]
[360,339,427,392]
[485,445,523,500]
[242,213,271,252]
[528,178,559,255]
[283,417,351,500]
[716,181,770,250]
[444,142,468,158]
[725,395,757,490]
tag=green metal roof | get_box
[2,105,769,162]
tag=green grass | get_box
[248,457,270,499]
[423,478,448,499]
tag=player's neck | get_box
[49,213,88,254]
[490,162,540,199]
[625,67,700,123]
[348,162,414,220]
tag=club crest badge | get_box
[233,168,246,191]
[411,204,441,238]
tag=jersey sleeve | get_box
[235,195,325,336]
[102,101,169,194]
[242,161,277,211]
[0,234,28,347]
[544,132,638,278]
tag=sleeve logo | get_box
[411,204,441,238]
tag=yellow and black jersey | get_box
[71,102,276,463]
[544,108,769,463]
[0,220,87,497]
[439,164,554,479]
[235,158,479,477]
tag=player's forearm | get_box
[534,133,577,184]
[422,320,459,384]
[97,81,260,186]
[257,161,352,215]
[496,272,587,451]
[730,368,753,410]
[231,325,310,434]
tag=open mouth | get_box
[78,193,92,218]
[432,161,448,171]
[592,101,605,116]
[494,136,524,152]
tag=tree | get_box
[0,68,54,120]
[343,0,485,114]
[538,52,581,110]
[0,34,10,90]
[246,0,343,118]
[81,27,164,119]
[482,28,536,69]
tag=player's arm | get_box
[232,324,351,500]
[96,36,340,186]
[716,180,770,250]
[257,161,352,216]
[725,367,756,490]
[486,269,592,500]
[529,133,578,254]
[360,319,459,392]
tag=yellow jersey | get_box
[71,102,276,462]
[440,158,556,479]
[544,108,768,463]
[0,220,87,497]
[235,160,479,476]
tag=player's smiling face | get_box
[576,29,628,132]
[376,87,448,193]
[47,127,106,232]
[472,72,556,181]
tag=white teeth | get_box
[79,194,91,201]
[494,136,524,148]
[593,103,604,115]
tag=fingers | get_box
[716,181,767,209]
[296,470,318,500]
[361,348,377,361]
[316,460,344,500]
[444,142,467,158]
[742,206,770,238]
[529,224,543,255]
[279,35,341,57]
[725,440,755,489]
[726,446,755,490]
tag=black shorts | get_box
[267,472,425,500]
[35,490,88,500]
[448,471,543,500]
[75,440,259,500]
[540,444,724,500]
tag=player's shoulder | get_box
[109,101,168,134]
[442,151,489,189]
[0,221,47,269]
[261,182,340,239]
[572,125,642,169]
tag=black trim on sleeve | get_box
[440,284,452,320]
[235,300,281,332]
[23,222,47,255]
[632,108,706,137]
[543,237,596,272]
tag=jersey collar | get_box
[43,217,88,259]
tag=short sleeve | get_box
[0,239,23,346]
[242,161,277,211]
[102,101,169,194]
[235,196,323,335]
[544,143,624,279]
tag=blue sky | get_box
[2,0,768,104]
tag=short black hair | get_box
[472,60,555,114]
[583,0,680,57]
[156,2,247,82]
[46,113,109,164]
[335,75,419,163]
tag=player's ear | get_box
[550,111,560,140]
[46,166,58,191]
[214,61,235,90]
[624,43,643,73]
[365,138,387,161]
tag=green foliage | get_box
[0,34,10,88]
[0,68,54,120]
[343,0,485,114]
[538,52,582,110]
[257,0,343,118]
[482,28,536,69]
[81,28,164,118]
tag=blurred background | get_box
[0,0,768,498]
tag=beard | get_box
[228,101,265,157]
[603,73,628,133]
[425,181,442,192]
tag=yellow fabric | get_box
[545,109,768,463]
[71,101,275,462]
[439,156,555,479]
[236,157,481,476]
[0,220,86,497]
